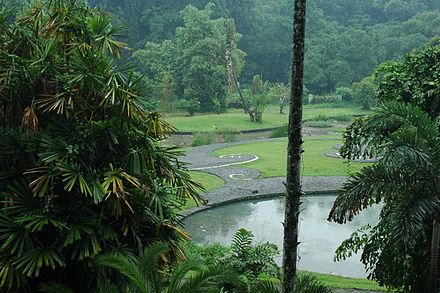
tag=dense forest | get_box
[84,0,440,94]
[3,0,439,95]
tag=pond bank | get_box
[180,140,346,216]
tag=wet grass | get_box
[167,106,369,133]
[178,171,224,211]
[214,136,368,177]
[302,271,387,291]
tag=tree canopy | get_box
[87,0,440,94]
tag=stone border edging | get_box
[180,190,341,219]
[174,126,283,135]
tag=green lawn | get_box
[167,106,369,133]
[189,171,224,192]
[178,171,225,211]
[214,137,368,177]
[302,271,386,291]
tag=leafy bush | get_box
[217,128,236,142]
[175,98,201,116]
[269,125,288,138]
[305,121,334,128]
[227,96,244,109]
[309,94,342,104]
[192,132,215,146]
[309,114,329,121]
[335,87,354,101]
[185,229,331,293]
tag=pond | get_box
[184,195,380,278]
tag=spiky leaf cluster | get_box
[0,1,202,291]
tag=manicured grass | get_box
[178,171,224,211]
[189,171,224,192]
[214,137,368,177]
[167,106,369,133]
[302,271,387,291]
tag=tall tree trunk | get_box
[430,220,440,292]
[233,73,255,122]
[282,0,307,292]
[225,18,255,122]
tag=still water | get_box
[184,195,380,278]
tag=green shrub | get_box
[175,98,201,116]
[227,95,244,109]
[309,114,329,121]
[185,229,332,293]
[305,121,334,128]
[332,114,351,122]
[309,94,342,104]
[192,132,215,146]
[217,128,237,142]
[296,274,332,293]
[269,125,288,138]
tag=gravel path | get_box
[181,139,347,216]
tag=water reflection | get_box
[184,195,379,278]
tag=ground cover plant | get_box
[166,106,369,133]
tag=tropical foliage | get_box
[244,75,270,123]
[88,0,440,94]
[96,242,243,293]
[328,41,440,292]
[134,4,245,113]
[185,229,330,293]
[0,1,201,291]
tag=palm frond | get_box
[295,273,331,293]
[231,228,253,259]
[40,282,74,293]
[13,248,65,277]
[328,164,435,223]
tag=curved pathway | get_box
[181,139,347,216]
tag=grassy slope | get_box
[214,137,367,177]
[167,106,369,132]
[303,271,386,291]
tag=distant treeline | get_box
[86,0,439,94]
[6,0,438,94]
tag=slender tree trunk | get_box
[430,220,440,292]
[282,0,307,292]
[233,73,255,122]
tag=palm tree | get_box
[328,101,440,292]
[0,1,202,291]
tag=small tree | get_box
[335,86,354,102]
[245,75,270,123]
[269,83,290,113]
[352,77,377,110]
